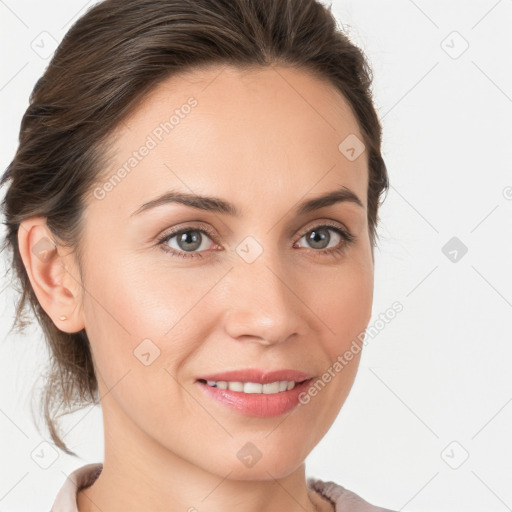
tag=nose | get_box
[222,257,304,346]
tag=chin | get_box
[208,443,306,481]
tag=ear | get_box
[17,217,85,333]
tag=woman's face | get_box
[77,64,373,478]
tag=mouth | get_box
[194,369,315,417]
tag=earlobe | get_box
[17,218,85,333]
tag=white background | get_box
[1,1,511,511]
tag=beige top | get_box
[50,463,399,511]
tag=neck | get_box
[76,402,333,512]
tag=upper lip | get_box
[196,369,314,384]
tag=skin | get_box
[19,64,374,512]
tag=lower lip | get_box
[196,379,313,417]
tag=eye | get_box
[294,223,355,256]
[157,226,218,259]
[156,222,356,260]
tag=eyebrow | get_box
[130,185,364,218]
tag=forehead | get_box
[92,64,368,220]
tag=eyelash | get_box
[156,222,356,260]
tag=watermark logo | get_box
[440,31,469,60]
[31,236,55,262]
[441,236,468,263]
[235,236,264,264]
[31,31,58,60]
[503,186,512,200]
[134,338,161,366]
[30,441,59,469]
[237,441,263,468]
[338,133,365,161]
[440,440,469,469]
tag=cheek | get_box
[79,254,222,393]
[308,256,373,352]
[82,250,212,342]
[296,255,372,423]
[79,260,194,440]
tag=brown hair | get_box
[0,0,388,455]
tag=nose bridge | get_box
[222,246,302,345]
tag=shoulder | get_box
[307,477,400,512]
[51,463,103,512]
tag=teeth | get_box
[262,382,280,394]
[204,380,298,394]
[228,381,244,392]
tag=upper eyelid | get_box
[296,220,347,236]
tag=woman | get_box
[1,0,396,510]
